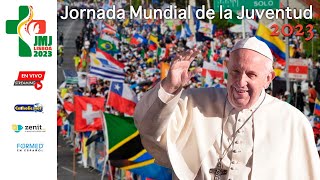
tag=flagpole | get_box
[106,81,113,108]
[189,0,196,34]
[108,160,114,180]
[73,135,76,180]
[242,19,246,39]
[285,0,290,93]
[101,103,109,180]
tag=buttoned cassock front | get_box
[134,83,320,180]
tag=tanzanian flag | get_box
[105,113,143,160]
[97,34,120,55]
[104,113,172,179]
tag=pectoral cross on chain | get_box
[209,158,228,180]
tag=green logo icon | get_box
[6,6,51,57]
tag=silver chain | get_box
[219,92,266,160]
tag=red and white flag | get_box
[74,96,105,132]
[107,82,137,116]
[63,101,74,114]
[201,61,226,80]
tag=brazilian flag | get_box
[97,34,120,55]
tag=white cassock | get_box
[134,82,320,180]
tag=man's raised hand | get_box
[161,47,201,94]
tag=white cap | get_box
[231,37,273,61]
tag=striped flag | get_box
[148,34,159,51]
[89,48,125,82]
[95,48,124,69]
[314,98,320,117]
[255,23,294,65]
[89,66,125,82]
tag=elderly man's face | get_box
[227,49,274,109]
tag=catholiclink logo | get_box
[15,103,43,112]
[12,124,45,133]
[14,71,45,90]
[16,143,44,152]
[6,5,52,57]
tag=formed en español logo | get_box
[14,71,45,90]
[16,143,44,152]
[14,103,43,113]
[6,5,52,57]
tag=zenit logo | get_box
[15,103,43,112]
[16,143,44,152]
[12,124,45,133]
[14,71,45,90]
[12,124,23,132]
[6,6,52,57]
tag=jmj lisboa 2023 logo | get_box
[6,5,52,57]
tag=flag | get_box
[105,113,143,160]
[74,96,105,132]
[104,113,172,179]
[204,69,214,87]
[130,33,148,46]
[157,47,166,60]
[95,48,125,69]
[195,32,213,42]
[191,6,199,25]
[90,49,125,82]
[176,21,192,39]
[89,65,125,82]
[63,101,74,114]
[255,23,294,65]
[148,34,159,51]
[98,34,120,55]
[123,150,172,180]
[160,62,170,80]
[107,82,137,116]
[207,48,214,62]
[201,61,227,83]
[123,18,130,27]
[315,98,320,117]
[196,21,216,37]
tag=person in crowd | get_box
[58,44,64,67]
[308,83,317,116]
[59,32,64,45]
[291,86,305,113]
[75,36,82,53]
[73,53,81,71]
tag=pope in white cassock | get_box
[134,37,320,180]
